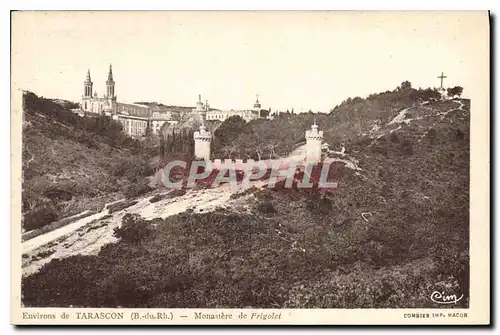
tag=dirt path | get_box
[287,144,307,160]
[22,181,265,277]
[22,200,123,254]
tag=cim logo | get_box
[430,291,464,305]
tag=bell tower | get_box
[253,94,261,111]
[83,69,93,97]
[106,64,116,99]
[195,94,204,112]
[193,94,212,160]
[81,69,93,112]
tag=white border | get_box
[3,2,496,333]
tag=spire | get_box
[253,93,261,110]
[312,118,318,131]
[84,69,93,97]
[198,94,202,103]
[107,64,113,82]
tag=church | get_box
[80,65,268,138]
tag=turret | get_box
[305,119,323,162]
[192,94,211,160]
[194,119,212,160]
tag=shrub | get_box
[356,136,372,147]
[400,139,414,155]
[389,131,400,143]
[255,201,276,215]
[112,157,155,182]
[370,143,388,156]
[32,249,56,261]
[113,214,153,243]
[255,189,273,201]
[426,128,437,144]
[123,179,152,199]
[23,207,58,231]
[306,197,333,215]
[42,187,73,201]
[149,194,166,203]
[167,189,187,198]
[107,200,138,214]
[455,128,465,141]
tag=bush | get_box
[255,201,276,215]
[42,187,73,201]
[107,200,138,214]
[306,197,332,215]
[111,157,154,182]
[168,189,187,198]
[123,179,152,199]
[23,207,58,231]
[149,194,166,203]
[426,128,437,144]
[113,214,153,243]
[370,143,388,156]
[400,139,414,155]
[389,131,400,143]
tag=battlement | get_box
[192,157,310,172]
[305,129,324,140]
[193,131,212,141]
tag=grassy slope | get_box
[22,92,469,308]
[22,92,156,230]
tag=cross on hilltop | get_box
[437,72,447,89]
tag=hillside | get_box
[211,82,454,158]
[21,92,158,232]
[21,84,469,308]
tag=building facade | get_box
[79,65,267,138]
[81,66,116,114]
[203,94,264,122]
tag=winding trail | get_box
[287,144,307,160]
[22,181,265,277]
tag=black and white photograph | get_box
[10,10,490,325]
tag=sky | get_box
[12,11,488,113]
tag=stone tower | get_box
[195,94,204,112]
[253,94,261,111]
[83,69,93,97]
[193,95,212,160]
[106,64,116,99]
[305,119,323,163]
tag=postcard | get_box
[11,10,490,325]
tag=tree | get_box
[420,88,441,102]
[259,109,270,118]
[214,116,246,145]
[399,81,412,91]
[447,86,464,98]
